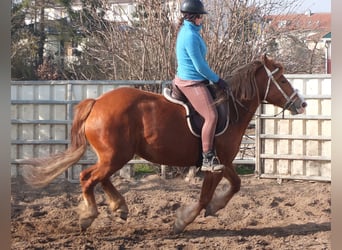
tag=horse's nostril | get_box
[302,102,307,108]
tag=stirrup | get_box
[201,163,224,172]
[201,152,224,172]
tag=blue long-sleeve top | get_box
[176,20,219,83]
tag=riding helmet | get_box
[180,0,208,14]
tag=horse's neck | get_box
[231,98,259,129]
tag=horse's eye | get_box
[280,79,288,84]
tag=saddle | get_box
[163,81,229,137]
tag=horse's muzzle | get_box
[290,93,307,115]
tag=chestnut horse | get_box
[22,55,306,234]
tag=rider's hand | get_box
[216,78,228,91]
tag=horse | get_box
[21,54,306,234]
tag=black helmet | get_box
[180,0,208,14]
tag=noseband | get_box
[263,65,299,112]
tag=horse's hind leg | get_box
[79,162,119,231]
[173,173,223,234]
[204,163,241,216]
[101,178,128,220]
[78,165,101,231]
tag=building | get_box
[264,11,331,73]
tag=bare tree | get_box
[263,13,327,74]
[68,0,177,82]
[203,0,308,76]
[11,0,75,80]
[68,0,309,81]
[12,0,327,80]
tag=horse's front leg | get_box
[173,172,223,234]
[205,163,241,216]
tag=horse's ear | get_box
[262,53,267,61]
[261,53,273,65]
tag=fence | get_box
[255,75,331,182]
[11,76,331,182]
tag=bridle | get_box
[262,64,300,116]
[232,64,302,119]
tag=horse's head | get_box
[259,54,307,115]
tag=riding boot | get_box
[201,150,224,172]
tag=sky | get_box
[296,0,331,13]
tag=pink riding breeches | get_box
[174,77,218,153]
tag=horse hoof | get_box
[173,219,186,234]
[204,209,212,217]
[79,216,96,231]
[118,210,128,221]
[204,205,217,217]
[204,207,212,217]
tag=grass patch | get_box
[134,164,156,174]
[133,163,255,177]
[236,164,255,175]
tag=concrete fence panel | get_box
[11,76,331,182]
[255,75,331,181]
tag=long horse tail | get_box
[22,98,96,188]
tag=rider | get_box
[174,0,228,172]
